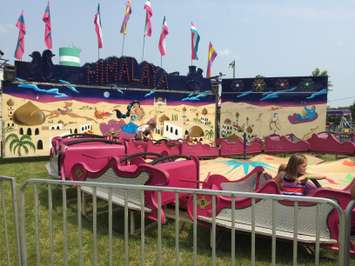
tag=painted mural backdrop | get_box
[220,76,328,140]
[1,51,215,158]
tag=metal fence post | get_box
[0,176,22,266]
[344,200,355,266]
[19,182,27,266]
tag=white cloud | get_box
[0,24,15,34]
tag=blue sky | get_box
[1,0,355,106]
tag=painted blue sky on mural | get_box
[3,81,216,104]
[222,76,328,104]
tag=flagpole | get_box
[233,61,235,78]
[160,56,162,68]
[98,48,100,61]
[121,35,126,56]
[190,37,193,66]
[190,37,192,66]
[141,33,146,62]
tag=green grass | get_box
[0,160,352,265]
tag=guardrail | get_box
[17,179,348,266]
[0,176,21,266]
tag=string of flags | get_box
[14,1,219,77]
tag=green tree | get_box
[311,68,333,87]
[312,68,328,77]
[350,101,355,120]
[5,133,36,156]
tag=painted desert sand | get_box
[221,102,327,140]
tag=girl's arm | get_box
[308,175,327,180]
[299,174,338,185]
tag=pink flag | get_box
[144,0,153,37]
[14,11,26,59]
[42,1,52,49]
[94,3,103,48]
[158,16,169,56]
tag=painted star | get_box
[225,159,274,174]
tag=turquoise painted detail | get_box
[225,159,274,174]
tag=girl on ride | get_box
[274,154,335,196]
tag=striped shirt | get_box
[281,177,305,196]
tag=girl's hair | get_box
[285,154,307,178]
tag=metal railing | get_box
[17,178,348,266]
[0,176,21,266]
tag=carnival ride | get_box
[48,131,354,180]
[47,132,355,253]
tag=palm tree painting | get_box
[5,133,36,156]
[204,128,214,140]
